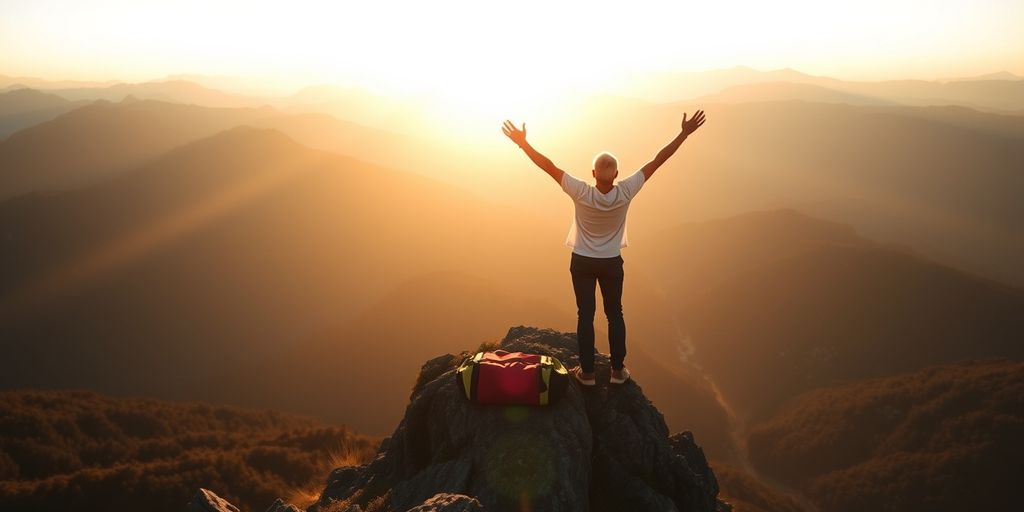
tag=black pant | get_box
[569,252,626,373]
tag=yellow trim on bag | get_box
[550,357,568,375]
[540,367,551,405]
[458,352,486,401]
[460,367,473,400]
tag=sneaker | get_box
[610,367,631,385]
[572,367,596,386]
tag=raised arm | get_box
[638,110,706,181]
[502,120,564,184]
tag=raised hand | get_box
[502,119,527,147]
[681,110,706,136]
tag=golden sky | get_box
[2,0,1022,95]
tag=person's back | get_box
[502,111,706,386]
[560,161,645,259]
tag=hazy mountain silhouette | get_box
[598,100,1024,286]
[0,88,90,138]
[746,359,1024,511]
[161,73,294,97]
[948,70,1022,81]
[8,93,1021,287]
[46,79,267,108]
[0,74,119,91]
[0,74,267,108]
[0,98,473,202]
[0,99,279,199]
[0,123,740,459]
[870,104,1024,139]
[282,93,1024,287]
[694,81,1024,129]
[629,210,1024,418]
[826,78,1024,112]
[630,209,881,299]
[0,127,573,429]
[2,118,1020,455]
[3,86,1023,466]
[688,79,1024,123]
[694,81,895,106]
[243,110,477,187]
[622,66,1024,111]
[620,66,820,103]
[0,71,1018,512]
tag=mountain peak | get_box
[172,125,308,157]
[948,70,1023,82]
[192,326,724,512]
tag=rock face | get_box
[309,326,722,512]
[187,488,241,512]
[404,493,484,511]
[265,498,305,512]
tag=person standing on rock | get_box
[502,110,706,386]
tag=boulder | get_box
[188,488,241,512]
[265,498,304,512]
[404,493,484,511]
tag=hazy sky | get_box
[2,0,1022,94]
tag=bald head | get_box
[592,151,618,182]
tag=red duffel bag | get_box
[455,350,569,405]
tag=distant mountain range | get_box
[619,65,1024,112]
[0,74,120,90]
[1,94,1021,433]
[0,94,475,203]
[0,74,268,108]
[0,124,736,456]
[0,126,567,427]
[572,99,1024,286]
[630,209,1024,418]
[6,66,1023,113]
[1,70,1022,510]
[0,88,91,138]
[0,97,278,198]
[3,91,1022,286]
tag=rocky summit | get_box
[191,326,724,512]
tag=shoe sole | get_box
[572,368,596,386]
[609,369,631,385]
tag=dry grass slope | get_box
[0,389,380,512]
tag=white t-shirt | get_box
[560,169,646,258]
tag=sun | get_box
[412,75,582,143]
